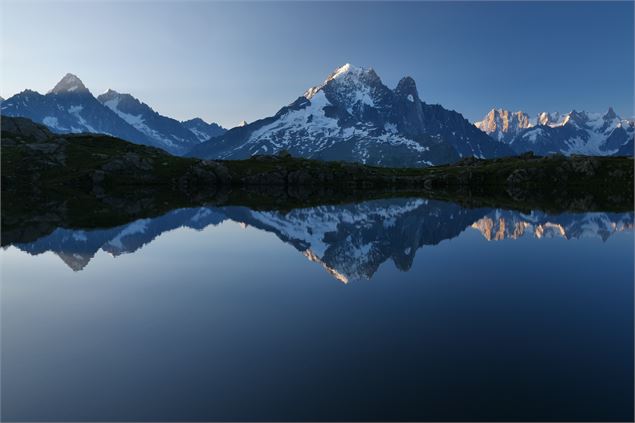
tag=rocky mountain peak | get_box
[538,111,562,126]
[603,107,618,120]
[304,63,380,100]
[394,76,420,102]
[184,117,206,125]
[49,73,89,94]
[564,110,589,127]
[326,63,368,81]
[98,90,138,106]
[474,108,533,142]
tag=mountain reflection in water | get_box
[6,197,633,282]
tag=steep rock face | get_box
[475,109,533,143]
[1,74,154,148]
[181,118,226,142]
[188,64,514,167]
[476,107,634,156]
[98,90,202,155]
[512,109,634,156]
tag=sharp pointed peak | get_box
[304,63,383,99]
[396,75,417,87]
[395,75,421,101]
[49,73,89,94]
[326,63,376,81]
[604,106,618,120]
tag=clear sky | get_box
[2,1,633,128]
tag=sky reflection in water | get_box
[2,198,633,421]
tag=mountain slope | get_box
[188,64,514,166]
[1,74,155,148]
[181,117,227,142]
[98,90,202,155]
[1,74,224,155]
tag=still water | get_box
[2,198,633,421]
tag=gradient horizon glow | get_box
[2,1,633,128]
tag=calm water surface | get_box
[2,198,633,421]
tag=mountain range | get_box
[188,64,514,166]
[475,108,634,156]
[2,66,632,164]
[0,73,226,155]
[6,200,633,280]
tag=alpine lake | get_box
[1,192,633,421]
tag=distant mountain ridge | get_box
[98,89,202,154]
[475,107,634,156]
[3,69,631,162]
[181,118,227,142]
[188,64,514,167]
[1,73,225,155]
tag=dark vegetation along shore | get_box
[2,116,633,244]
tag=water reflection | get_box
[2,196,634,421]
[6,198,633,282]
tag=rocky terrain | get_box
[475,107,634,156]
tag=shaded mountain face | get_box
[181,117,227,142]
[7,199,633,282]
[188,64,514,166]
[1,74,224,156]
[475,107,634,156]
[615,137,634,156]
[1,74,154,148]
[98,90,202,155]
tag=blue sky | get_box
[2,1,633,127]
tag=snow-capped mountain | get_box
[475,107,634,156]
[181,118,227,142]
[0,74,153,148]
[97,90,202,155]
[1,73,224,155]
[188,64,514,166]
